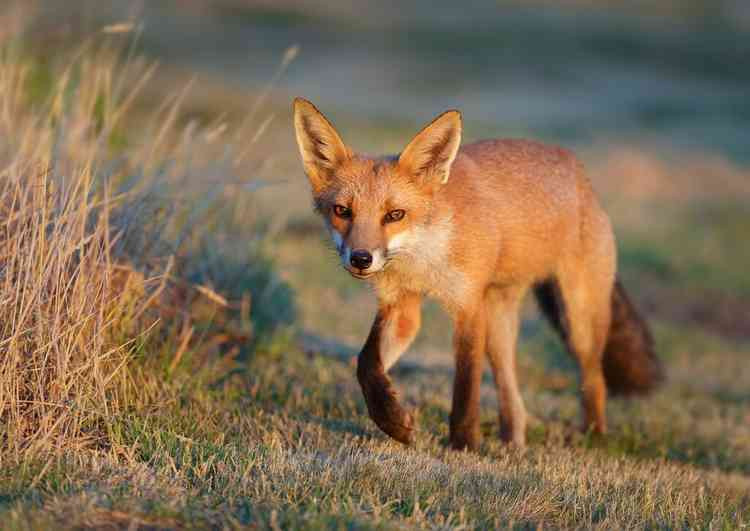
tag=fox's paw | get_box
[374,408,415,445]
[449,425,480,452]
[358,367,416,445]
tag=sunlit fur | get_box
[293,97,662,450]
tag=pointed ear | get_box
[293,97,351,193]
[398,110,462,184]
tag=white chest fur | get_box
[375,216,469,312]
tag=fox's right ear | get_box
[293,98,351,193]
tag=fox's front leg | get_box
[357,292,421,445]
[450,303,487,451]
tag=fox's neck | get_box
[374,205,468,311]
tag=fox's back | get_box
[438,138,609,288]
[449,138,584,221]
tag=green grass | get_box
[619,202,750,296]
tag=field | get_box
[1,2,749,529]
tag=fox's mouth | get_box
[348,269,377,280]
[337,248,386,280]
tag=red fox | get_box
[293,97,663,450]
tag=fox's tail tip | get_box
[602,280,665,396]
[603,337,664,396]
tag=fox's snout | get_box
[332,230,386,278]
[349,249,373,270]
[341,246,386,278]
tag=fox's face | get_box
[316,159,437,278]
[293,98,462,279]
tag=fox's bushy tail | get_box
[535,279,664,395]
[601,280,663,395]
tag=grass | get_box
[0,12,749,530]
[2,327,749,528]
[0,21,282,471]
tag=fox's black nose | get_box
[350,249,373,270]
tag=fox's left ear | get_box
[398,110,462,185]
[293,97,352,193]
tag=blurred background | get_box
[20,0,748,358]
[32,0,750,155]
[27,0,749,348]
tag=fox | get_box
[292,97,663,450]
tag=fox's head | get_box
[293,98,462,279]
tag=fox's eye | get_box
[384,209,405,223]
[333,204,352,219]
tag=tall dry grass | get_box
[0,26,278,464]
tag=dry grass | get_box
[0,26,274,467]
[0,39,155,461]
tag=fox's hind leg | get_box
[485,286,527,446]
[555,248,615,435]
